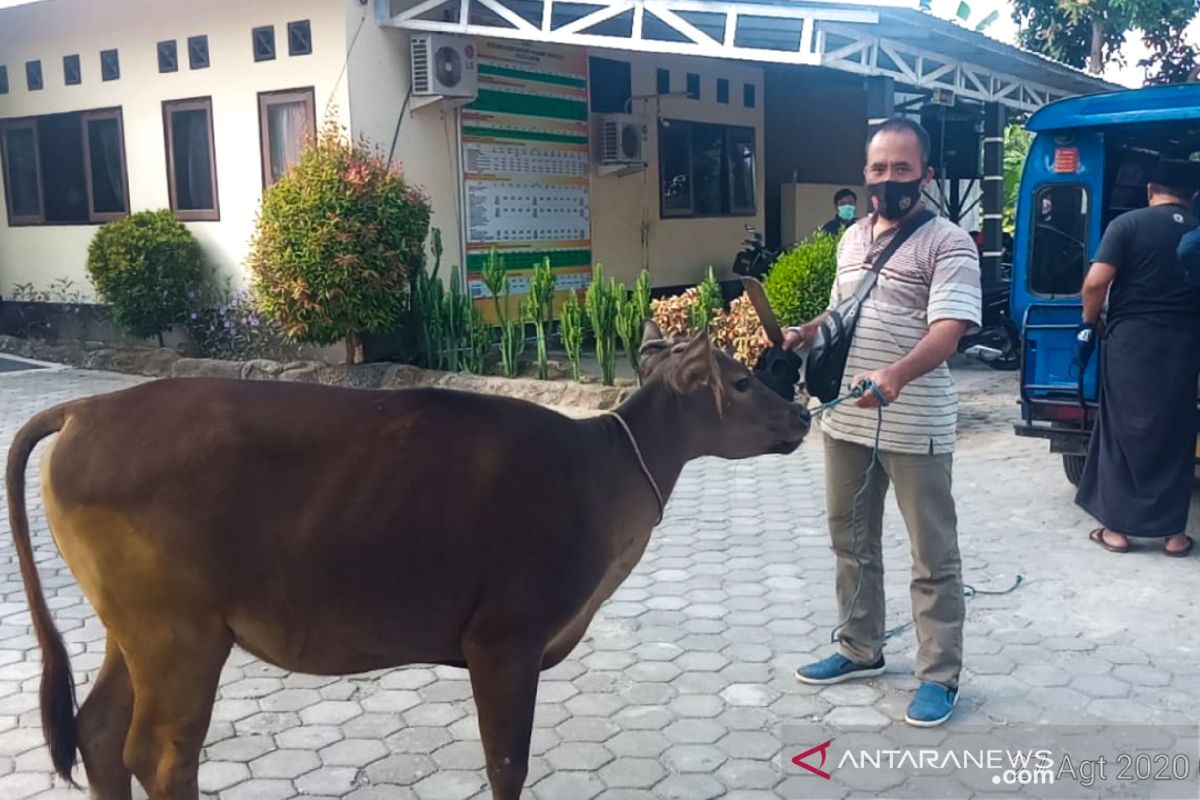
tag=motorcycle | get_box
[731,224,778,281]
[957,231,1019,371]
[958,278,1020,370]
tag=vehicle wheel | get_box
[1062,454,1086,486]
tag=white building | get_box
[0,0,1114,311]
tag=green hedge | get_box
[763,231,839,328]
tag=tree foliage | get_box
[1012,0,1198,83]
[1003,125,1033,235]
[249,119,431,362]
[1139,9,1199,85]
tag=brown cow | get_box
[6,321,810,800]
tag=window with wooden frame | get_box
[658,119,757,219]
[258,88,315,187]
[0,108,129,226]
[163,97,219,221]
[0,120,43,225]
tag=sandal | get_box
[1089,528,1129,554]
[1165,536,1194,558]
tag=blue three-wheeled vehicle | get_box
[1012,84,1200,484]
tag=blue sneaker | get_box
[795,653,885,685]
[905,682,959,727]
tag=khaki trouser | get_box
[823,432,964,688]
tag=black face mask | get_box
[868,178,923,221]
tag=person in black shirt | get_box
[821,188,859,236]
[1076,158,1200,557]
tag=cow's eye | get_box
[734,377,752,392]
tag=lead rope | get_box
[812,381,887,646]
[606,411,665,526]
[812,380,1024,646]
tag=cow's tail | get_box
[5,404,77,785]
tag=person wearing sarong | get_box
[1076,158,1200,557]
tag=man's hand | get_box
[850,366,903,408]
[1074,322,1098,370]
[847,319,967,409]
[781,319,823,351]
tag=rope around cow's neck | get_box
[605,410,665,525]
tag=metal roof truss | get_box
[820,22,1070,112]
[377,0,877,65]
[377,0,1072,110]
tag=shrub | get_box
[763,232,839,328]
[711,293,767,367]
[86,209,204,344]
[248,119,431,363]
[652,287,765,368]
[651,287,698,340]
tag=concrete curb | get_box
[0,335,637,411]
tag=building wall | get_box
[589,51,765,288]
[0,0,350,295]
[344,4,466,276]
[764,65,867,250]
[346,28,765,291]
[0,0,767,299]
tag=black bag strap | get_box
[850,209,937,304]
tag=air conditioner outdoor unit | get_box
[599,114,645,166]
[410,34,478,99]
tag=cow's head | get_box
[638,320,811,459]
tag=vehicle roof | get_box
[1027,84,1200,133]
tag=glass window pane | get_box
[86,117,127,214]
[40,113,88,223]
[267,100,308,183]
[171,108,214,211]
[1029,185,1088,296]
[690,124,724,216]
[729,128,755,213]
[4,126,40,217]
[660,124,691,215]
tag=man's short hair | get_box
[834,188,857,204]
[1152,183,1195,201]
[867,118,932,170]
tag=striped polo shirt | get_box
[820,210,981,455]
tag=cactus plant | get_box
[586,264,620,386]
[616,289,643,377]
[528,258,557,380]
[561,288,585,381]
[481,248,525,378]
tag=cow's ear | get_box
[670,332,719,394]
[638,320,671,379]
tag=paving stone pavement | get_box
[0,362,1198,800]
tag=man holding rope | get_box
[781,118,981,727]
